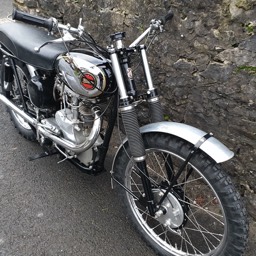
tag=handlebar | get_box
[12,9,54,31]
[129,8,174,48]
[159,9,174,25]
[12,7,174,49]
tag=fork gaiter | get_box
[121,106,146,161]
[148,99,164,123]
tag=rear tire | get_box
[114,133,248,256]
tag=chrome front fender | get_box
[112,122,234,173]
[139,122,234,163]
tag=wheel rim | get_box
[125,149,227,256]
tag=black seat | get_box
[0,22,67,71]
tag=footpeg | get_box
[28,149,57,161]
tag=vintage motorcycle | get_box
[0,4,248,256]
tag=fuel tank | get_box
[56,49,116,98]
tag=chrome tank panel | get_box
[56,51,114,98]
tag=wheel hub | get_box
[153,189,184,228]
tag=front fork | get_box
[120,103,156,216]
[109,35,216,219]
[108,34,163,216]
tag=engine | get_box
[44,80,104,167]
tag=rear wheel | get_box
[0,59,36,141]
[114,133,248,256]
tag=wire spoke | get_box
[147,152,168,182]
[182,228,204,255]
[176,196,224,224]
[124,144,227,255]
[130,176,144,195]
[173,176,203,188]
[185,212,221,250]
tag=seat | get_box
[0,22,67,70]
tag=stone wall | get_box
[13,0,256,218]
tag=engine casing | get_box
[56,50,115,98]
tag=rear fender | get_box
[111,121,234,172]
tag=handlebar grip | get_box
[12,9,54,31]
[160,9,174,25]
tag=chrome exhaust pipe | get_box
[0,94,102,153]
[0,94,37,126]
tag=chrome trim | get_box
[0,94,37,126]
[129,27,151,47]
[141,47,154,90]
[133,155,146,162]
[3,81,11,91]
[116,39,124,50]
[109,51,128,100]
[119,105,133,112]
[11,111,32,130]
[26,64,36,77]
[147,96,159,103]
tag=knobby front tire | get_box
[114,133,248,256]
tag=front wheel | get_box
[114,133,248,256]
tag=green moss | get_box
[245,24,254,34]
[237,65,256,74]
[164,114,171,121]
[243,22,256,35]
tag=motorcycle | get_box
[0,4,248,256]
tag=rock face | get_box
[13,0,256,217]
